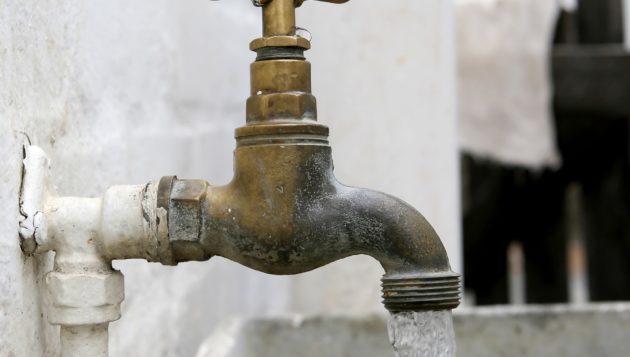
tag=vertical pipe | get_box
[507,241,526,305]
[624,0,630,50]
[566,183,590,304]
[61,324,109,357]
[561,4,580,45]
[263,0,296,36]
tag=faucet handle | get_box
[255,0,349,37]
[309,0,349,3]
[244,0,342,124]
[252,0,349,7]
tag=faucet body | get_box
[161,127,460,311]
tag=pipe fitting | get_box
[250,36,311,51]
[250,60,312,94]
[46,270,124,326]
[18,145,177,357]
[168,179,209,261]
[247,59,315,123]
[381,272,461,313]
[246,92,318,122]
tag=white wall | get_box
[0,0,458,356]
[292,0,460,315]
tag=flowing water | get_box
[388,311,456,357]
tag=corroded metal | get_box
[160,0,460,312]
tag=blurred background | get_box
[461,0,630,306]
[2,0,630,356]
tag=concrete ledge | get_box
[196,315,393,357]
[456,303,630,357]
[197,303,630,357]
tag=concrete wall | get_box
[0,0,458,355]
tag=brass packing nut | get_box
[46,271,124,326]
[250,36,311,51]
[248,60,314,121]
[250,60,311,94]
[169,179,209,261]
[247,92,317,122]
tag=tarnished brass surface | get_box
[248,59,314,122]
[263,0,296,36]
[251,60,311,94]
[246,93,317,123]
[159,0,460,312]
[162,141,460,311]
[249,0,316,124]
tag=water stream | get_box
[388,311,456,357]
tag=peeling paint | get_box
[18,146,51,254]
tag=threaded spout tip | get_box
[382,272,461,312]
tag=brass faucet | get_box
[158,0,461,312]
[16,2,459,353]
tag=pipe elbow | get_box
[334,188,451,274]
[308,187,461,312]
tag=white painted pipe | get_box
[19,145,166,357]
[100,183,163,261]
[624,0,630,50]
[61,325,109,357]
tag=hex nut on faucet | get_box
[168,179,209,261]
[249,36,311,51]
[246,92,317,122]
